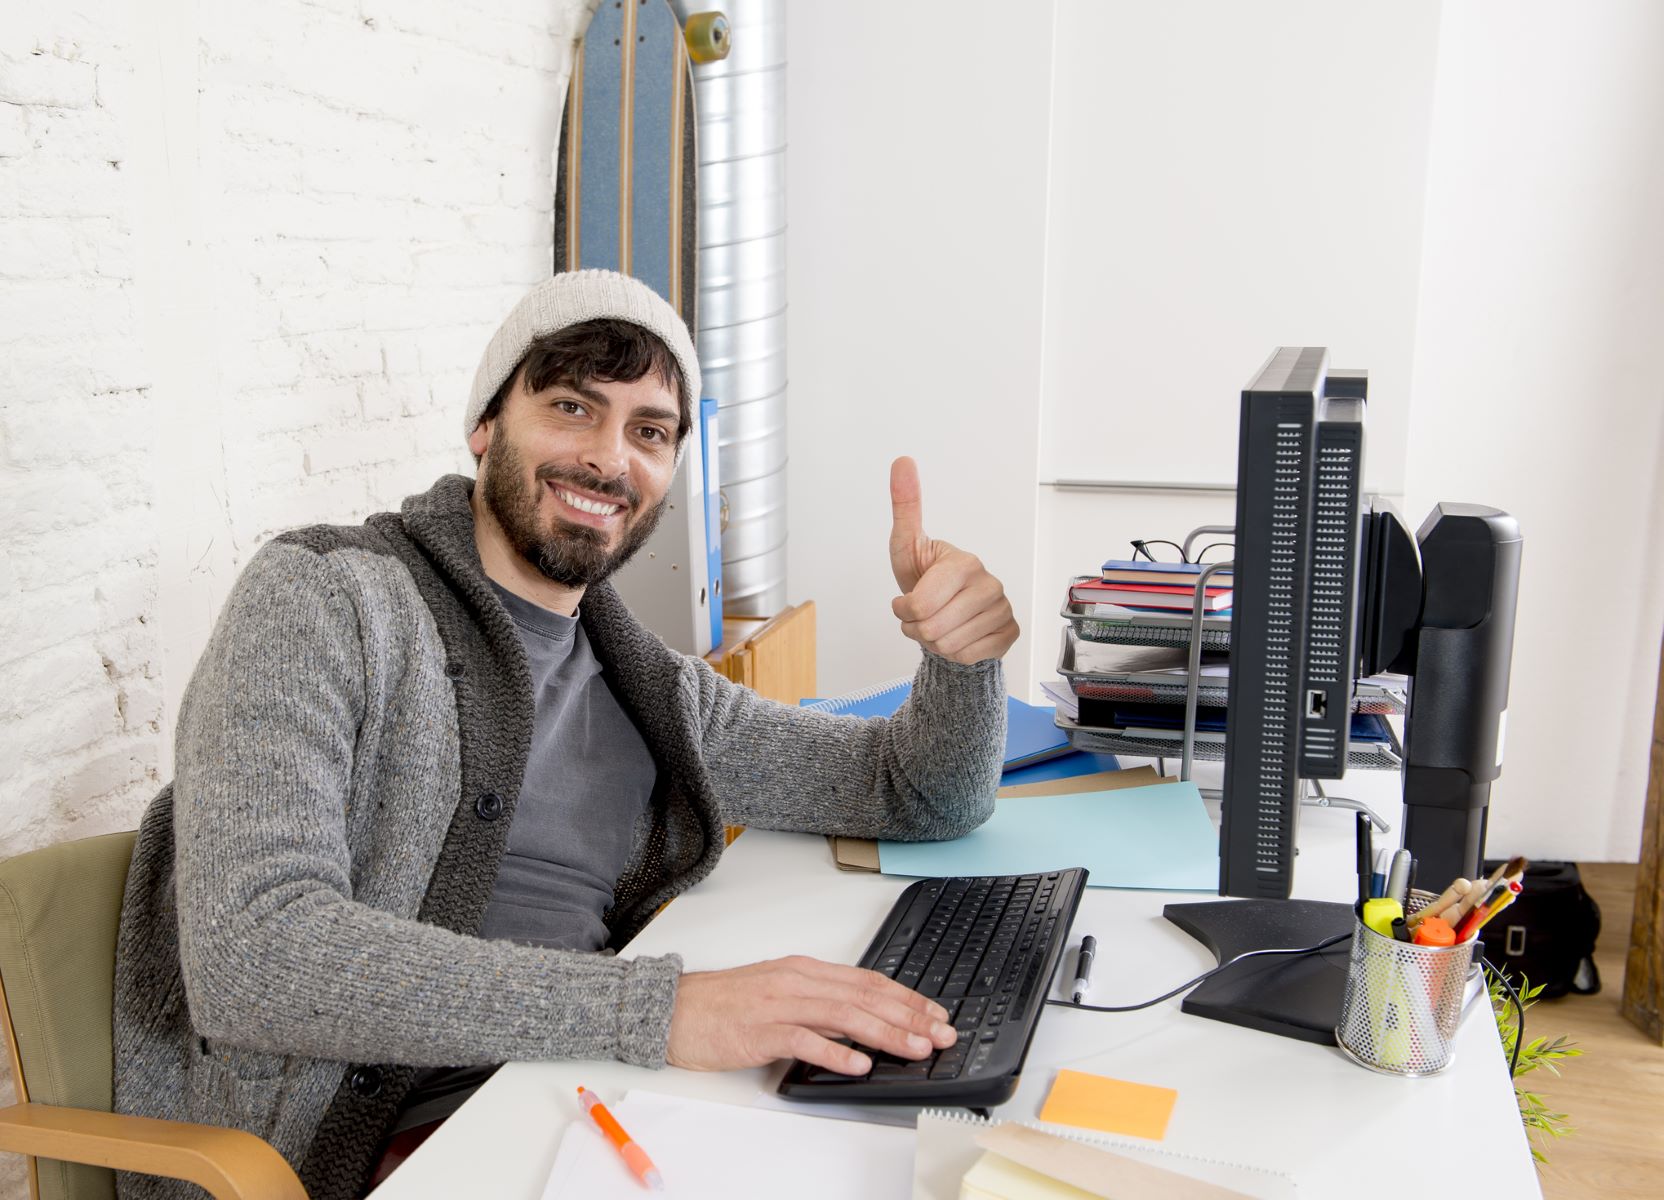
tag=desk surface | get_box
[369,794,1541,1198]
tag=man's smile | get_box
[548,479,625,527]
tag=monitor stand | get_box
[1162,899,1355,1045]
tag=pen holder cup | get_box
[1335,896,1476,1077]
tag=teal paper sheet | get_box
[877,781,1219,891]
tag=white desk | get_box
[369,798,1541,1198]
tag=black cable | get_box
[1044,932,1353,1014]
[1481,955,1525,1077]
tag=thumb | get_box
[888,456,928,591]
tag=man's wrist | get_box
[613,953,683,1068]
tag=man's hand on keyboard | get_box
[665,955,959,1074]
[887,456,1019,666]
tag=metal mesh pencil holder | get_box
[1335,892,1476,1077]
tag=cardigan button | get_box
[349,1066,383,1098]
[444,662,464,679]
[475,791,504,821]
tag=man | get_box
[112,270,1017,1199]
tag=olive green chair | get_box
[0,831,305,1200]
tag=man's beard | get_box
[480,430,668,589]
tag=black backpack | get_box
[1478,859,1601,998]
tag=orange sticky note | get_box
[1039,1068,1178,1141]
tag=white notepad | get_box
[912,1109,1299,1200]
[541,1089,914,1199]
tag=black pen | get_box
[1071,936,1097,1004]
[1355,812,1372,908]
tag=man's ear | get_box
[468,419,491,461]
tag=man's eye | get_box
[638,426,666,442]
[555,400,585,415]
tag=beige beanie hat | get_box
[465,269,701,445]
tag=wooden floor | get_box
[1529,863,1664,1196]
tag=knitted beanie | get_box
[464,269,701,446]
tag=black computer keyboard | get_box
[777,868,1088,1108]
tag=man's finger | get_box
[888,456,925,550]
[898,574,1001,643]
[904,601,1011,659]
[892,547,977,624]
[781,957,950,1023]
[795,998,940,1062]
[779,1025,871,1075]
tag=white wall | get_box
[787,0,1663,861]
[1403,0,1664,860]
[1029,0,1441,695]
[785,0,1057,698]
[0,3,591,1190]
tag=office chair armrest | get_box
[0,1101,306,1200]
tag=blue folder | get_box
[801,684,1074,771]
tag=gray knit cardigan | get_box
[111,474,1004,1200]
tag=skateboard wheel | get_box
[684,12,731,63]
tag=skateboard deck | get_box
[555,0,727,334]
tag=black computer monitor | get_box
[1166,347,1522,1044]
[1218,348,1366,900]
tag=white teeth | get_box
[555,486,620,516]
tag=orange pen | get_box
[577,1086,664,1191]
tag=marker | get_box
[1355,813,1373,907]
[1412,916,1456,947]
[578,1086,664,1191]
[1361,898,1404,939]
[1072,936,1097,1004]
[1390,916,1411,943]
[1371,849,1391,899]
[1385,849,1412,907]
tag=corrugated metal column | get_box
[671,0,787,615]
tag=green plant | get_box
[1489,972,1583,1163]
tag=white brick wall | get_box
[0,0,592,1191]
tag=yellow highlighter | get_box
[1361,898,1404,939]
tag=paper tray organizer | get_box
[1055,535,1403,778]
[1057,627,1407,716]
[1062,585,1234,651]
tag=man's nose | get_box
[578,421,630,482]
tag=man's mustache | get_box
[534,464,639,510]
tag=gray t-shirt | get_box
[394,583,658,1132]
[477,582,658,950]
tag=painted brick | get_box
[51,741,158,809]
[93,565,159,632]
[0,692,116,768]
[225,435,307,489]
[0,337,151,397]
[301,423,418,475]
[0,279,133,343]
[23,102,128,162]
[0,643,109,723]
[0,157,127,217]
[2,388,154,466]
[361,286,438,332]
[0,102,27,157]
[232,381,361,436]
[0,216,92,276]
[296,330,385,377]
[0,467,112,537]
[0,51,97,108]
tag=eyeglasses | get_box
[1129,538,1234,564]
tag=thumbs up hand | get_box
[887,457,1019,666]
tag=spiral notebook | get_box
[801,682,1072,770]
[912,1109,1298,1200]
